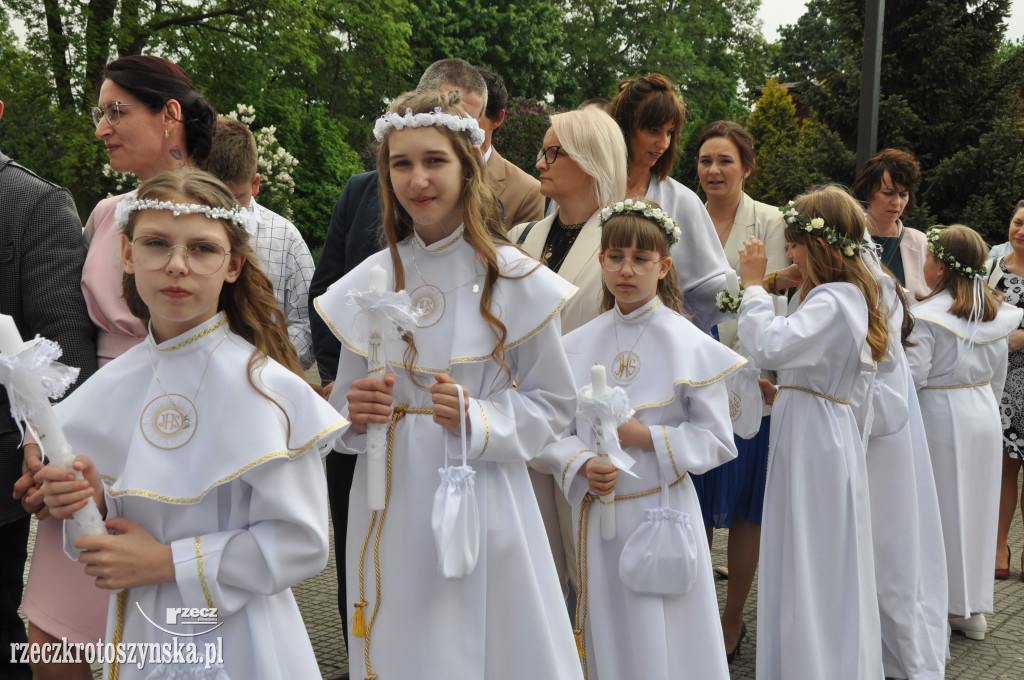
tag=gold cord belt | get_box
[107,589,129,679]
[353,405,432,680]
[776,384,851,404]
[574,474,686,679]
[921,380,990,390]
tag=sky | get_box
[758,0,1024,42]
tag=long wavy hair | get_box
[121,170,317,441]
[917,224,1003,322]
[376,90,526,386]
[598,203,684,315]
[787,185,889,362]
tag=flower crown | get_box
[114,194,245,228]
[372,106,485,146]
[598,199,682,247]
[926,227,987,278]
[780,200,864,257]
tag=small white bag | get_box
[618,466,699,596]
[431,384,480,579]
[724,358,763,439]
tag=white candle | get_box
[0,314,105,536]
[0,314,23,355]
[725,269,740,296]
[591,364,615,540]
[774,294,789,317]
[365,265,388,511]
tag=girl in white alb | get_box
[316,90,583,680]
[736,186,888,680]
[906,224,1023,641]
[40,170,348,680]
[540,199,742,679]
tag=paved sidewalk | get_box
[21,478,1024,679]
[301,478,1024,680]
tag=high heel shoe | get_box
[995,545,1010,580]
[726,622,747,664]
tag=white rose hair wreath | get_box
[926,227,988,278]
[598,198,682,247]
[372,106,486,147]
[780,200,865,258]
[114,194,246,228]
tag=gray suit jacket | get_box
[0,151,97,524]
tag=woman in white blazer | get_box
[508,108,628,599]
[695,120,788,663]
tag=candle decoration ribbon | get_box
[579,364,637,540]
[0,314,106,537]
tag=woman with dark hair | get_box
[20,55,217,680]
[608,74,731,332]
[851,148,930,302]
[694,119,787,663]
[991,200,1024,582]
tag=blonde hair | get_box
[376,90,526,386]
[917,224,1003,321]
[121,170,316,440]
[549,109,628,208]
[786,185,889,362]
[599,202,683,315]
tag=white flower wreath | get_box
[598,198,682,247]
[372,107,485,146]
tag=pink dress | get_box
[23,193,146,644]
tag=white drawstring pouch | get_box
[723,358,762,439]
[618,465,699,596]
[431,384,480,579]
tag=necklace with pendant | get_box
[408,236,481,328]
[611,300,659,384]
[140,331,229,449]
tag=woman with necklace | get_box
[851,148,930,302]
[694,120,787,664]
[608,73,731,332]
[508,108,628,603]
[18,54,219,680]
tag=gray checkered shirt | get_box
[245,200,315,368]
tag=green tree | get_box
[405,0,562,97]
[554,0,767,121]
[745,79,855,206]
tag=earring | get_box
[164,130,169,139]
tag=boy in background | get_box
[204,116,315,367]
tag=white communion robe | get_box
[736,283,883,680]
[539,298,742,680]
[645,176,731,332]
[316,225,584,680]
[861,277,947,679]
[906,290,1022,616]
[57,313,348,680]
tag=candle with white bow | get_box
[365,265,388,511]
[590,364,616,540]
[0,314,106,537]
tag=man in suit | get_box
[308,58,490,653]
[476,66,544,230]
[0,99,97,680]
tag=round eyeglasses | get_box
[536,145,564,165]
[91,101,139,127]
[130,237,231,275]
[601,253,664,274]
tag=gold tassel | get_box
[352,600,368,638]
[574,629,584,657]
